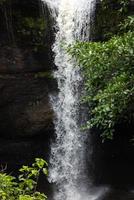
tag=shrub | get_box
[0,158,48,200]
[68,30,134,140]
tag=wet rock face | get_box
[0,72,56,168]
[0,0,54,137]
[0,46,51,73]
[0,74,54,138]
[0,0,55,169]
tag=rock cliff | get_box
[0,0,56,168]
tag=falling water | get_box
[42,0,107,199]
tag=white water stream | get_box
[42,0,107,199]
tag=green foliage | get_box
[0,173,18,200]
[94,0,130,40]
[100,0,129,11]
[0,0,48,50]
[119,0,129,13]
[68,30,134,140]
[16,17,46,50]
[119,15,134,33]
[0,158,48,200]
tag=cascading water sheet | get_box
[42,0,107,199]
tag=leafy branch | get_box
[0,158,48,200]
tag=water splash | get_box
[42,0,107,199]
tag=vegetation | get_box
[0,0,51,68]
[68,13,134,141]
[16,16,46,50]
[0,0,48,50]
[0,158,48,200]
[93,0,130,41]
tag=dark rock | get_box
[0,134,51,169]
[0,46,51,73]
[0,73,54,138]
[0,72,56,178]
[92,122,134,188]
[0,0,56,174]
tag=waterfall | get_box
[42,0,107,199]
